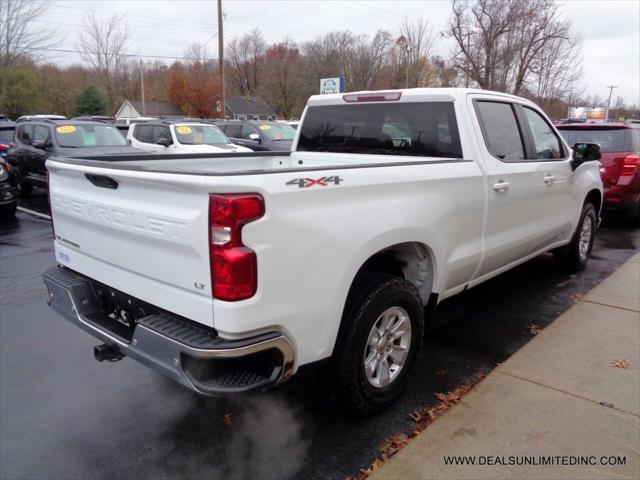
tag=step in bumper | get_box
[42,265,295,395]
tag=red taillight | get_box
[620,154,640,176]
[0,143,9,151]
[208,193,264,301]
[342,91,402,103]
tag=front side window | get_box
[256,123,296,141]
[33,125,51,146]
[133,124,153,143]
[55,124,128,147]
[297,102,462,158]
[174,124,230,145]
[475,101,525,161]
[523,108,563,159]
[153,126,172,144]
[223,124,242,138]
[241,124,259,140]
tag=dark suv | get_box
[215,120,295,151]
[6,119,144,197]
[558,123,640,226]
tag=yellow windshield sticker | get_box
[175,125,193,135]
[56,125,76,134]
[259,125,271,130]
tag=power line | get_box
[19,46,219,62]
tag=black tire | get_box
[332,275,424,416]
[13,167,32,198]
[554,202,597,271]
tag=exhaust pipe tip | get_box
[94,344,125,362]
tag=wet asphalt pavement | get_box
[1,191,639,480]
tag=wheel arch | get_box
[584,188,602,216]
[331,240,437,357]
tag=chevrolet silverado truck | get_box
[42,88,603,415]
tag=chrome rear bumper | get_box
[42,266,295,395]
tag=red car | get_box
[558,123,640,226]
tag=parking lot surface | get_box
[1,194,639,480]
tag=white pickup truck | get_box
[43,88,603,414]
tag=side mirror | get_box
[157,137,172,147]
[571,142,601,170]
[248,133,261,142]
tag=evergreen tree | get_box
[74,86,107,116]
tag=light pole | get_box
[217,0,225,118]
[605,85,617,122]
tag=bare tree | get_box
[345,30,391,91]
[530,35,582,104]
[262,39,304,118]
[396,17,439,87]
[0,0,58,102]
[448,0,581,96]
[226,28,266,97]
[76,10,129,110]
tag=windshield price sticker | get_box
[175,125,192,134]
[259,125,271,130]
[56,125,76,134]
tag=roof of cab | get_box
[306,87,531,107]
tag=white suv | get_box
[127,121,252,154]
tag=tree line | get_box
[1,0,638,121]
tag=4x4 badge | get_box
[286,176,344,188]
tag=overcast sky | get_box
[38,0,640,105]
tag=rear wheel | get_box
[554,203,596,271]
[332,275,424,416]
[13,167,32,198]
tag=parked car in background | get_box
[215,120,296,151]
[16,115,66,123]
[128,120,252,154]
[6,119,146,197]
[0,120,16,158]
[0,160,17,218]
[558,123,640,226]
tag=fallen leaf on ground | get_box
[569,293,582,301]
[528,324,542,335]
[222,413,233,426]
[610,359,628,369]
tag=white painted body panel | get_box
[46,88,602,371]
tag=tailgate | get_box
[47,160,215,327]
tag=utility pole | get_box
[139,59,146,116]
[605,85,617,121]
[217,0,226,118]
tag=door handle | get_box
[543,175,556,185]
[492,180,510,192]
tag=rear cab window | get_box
[558,127,639,153]
[296,102,463,158]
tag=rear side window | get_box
[558,128,637,153]
[523,108,563,159]
[133,124,153,143]
[18,125,33,145]
[297,102,463,158]
[224,124,243,138]
[475,101,525,161]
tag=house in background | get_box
[115,100,186,123]
[225,96,276,120]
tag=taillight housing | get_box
[208,193,264,301]
[620,154,640,176]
